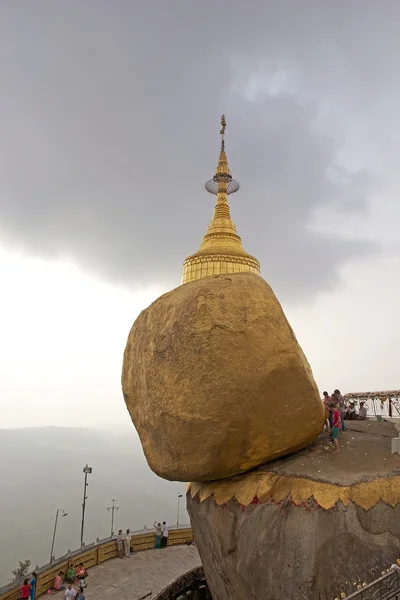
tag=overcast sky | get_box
[1,1,399,429]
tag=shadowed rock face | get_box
[122,272,324,482]
[187,490,400,600]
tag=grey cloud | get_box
[0,0,396,301]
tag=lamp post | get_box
[80,465,92,548]
[50,509,67,564]
[107,498,119,538]
[176,494,183,528]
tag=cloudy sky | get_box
[1,1,399,429]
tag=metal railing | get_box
[153,566,206,599]
[345,566,400,600]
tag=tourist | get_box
[161,521,169,547]
[75,564,87,581]
[65,564,76,584]
[20,579,32,600]
[76,586,85,600]
[334,389,346,432]
[75,564,86,578]
[154,521,162,548]
[322,396,330,431]
[30,572,37,600]
[124,528,132,557]
[358,401,367,420]
[116,529,124,558]
[64,584,76,600]
[330,402,341,454]
[345,402,357,420]
[53,571,63,591]
[323,391,333,428]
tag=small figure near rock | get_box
[334,389,347,432]
[358,401,367,420]
[345,402,358,420]
[322,391,332,430]
[330,402,342,454]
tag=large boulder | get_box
[122,272,325,482]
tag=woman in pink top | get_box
[330,402,341,454]
[53,572,62,590]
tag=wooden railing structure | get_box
[344,390,400,419]
[0,527,193,600]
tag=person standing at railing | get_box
[123,529,131,557]
[154,522,162,548]
[116,529,124,558]
[161,521,169,547]
[29,572,37,600]
[20,579,32,600]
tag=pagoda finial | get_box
[214,114,232,182]
[181,115,261,284]
[220,114,226,149]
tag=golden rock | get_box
[122,272,325,482]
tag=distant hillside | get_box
[0,427,187,584]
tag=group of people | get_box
[19,572,37,600]
[322,389,367,454]
[154,521,169,549]
[64,563,88,586]
[22,563,88,599]
[48,563,87,598]
[116,529,133,558]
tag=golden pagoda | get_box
[181,115,261,284]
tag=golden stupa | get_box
[122,116,325,482]
[181,115,260,284]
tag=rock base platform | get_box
[187,422,400,600]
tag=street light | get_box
[50,509,68,564]
[107,498,120,537]
[80,465,92,548]
[177,494,183,528]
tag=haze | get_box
[0,0,399,582]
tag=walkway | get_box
[53,545,201,599]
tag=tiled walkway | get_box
[53,545,201,599]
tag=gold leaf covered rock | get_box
[122,272,325,481]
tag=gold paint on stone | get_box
[188,471,400,511]
[122,272,325,482]
[181,115,260,284]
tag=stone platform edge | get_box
[0,527,193,600]
[187,472,400,510]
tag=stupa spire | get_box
[181,115,260,284]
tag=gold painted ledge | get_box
[187,471,400,511]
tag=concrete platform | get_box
[52,545,201,599]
